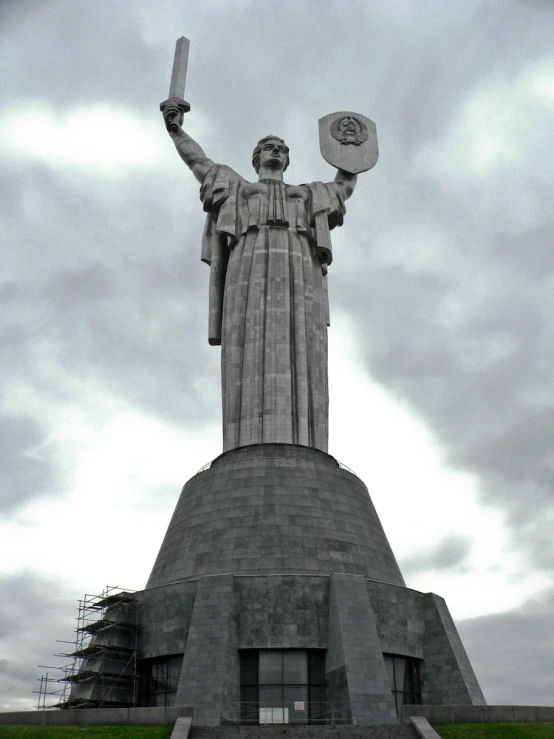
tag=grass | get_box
[435,723,554,738]
[0,727,173,738]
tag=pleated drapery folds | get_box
[200,165,346,453]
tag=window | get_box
[137,655,183,707]
[240,649,326,724]
[383,654,421,717]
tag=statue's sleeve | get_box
[199,163,244,346]
[306,181,346,267]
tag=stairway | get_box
[190,725,418,739]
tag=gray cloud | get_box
[1,255,220,429]
[0,572,76,710]
[1,0,155,111]
[0,415,60,515]
[459,590,554,705]
[346,205,554,572]
[401,535,472,578]
[40,257,219,424]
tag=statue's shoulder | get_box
[300,181,343,204]
[203,163,248,188]
[201,164,249,210]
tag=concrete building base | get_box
[69,444,486,725]
[136,572,484,725]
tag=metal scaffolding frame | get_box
[36,585,138,710]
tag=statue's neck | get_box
[257,166,284,182]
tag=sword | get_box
[160,36,191,131]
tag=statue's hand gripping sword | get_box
[160,36,190,131]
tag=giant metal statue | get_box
[160,38,378,453]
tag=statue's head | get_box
[252,136,290,173]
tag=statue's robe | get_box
[200,164,346,452]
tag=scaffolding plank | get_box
[77,618,136,633]
[69,643,135,658]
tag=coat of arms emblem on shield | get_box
[330,115,369,146]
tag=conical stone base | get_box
[147,444,405,587]
[71,444,485,724]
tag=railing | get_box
[337,460,356,476]
[238,702,352,725]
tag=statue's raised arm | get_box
[162,105,215,184]
[334,168,358,201]
[159,36,214,184]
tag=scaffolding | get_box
[36,586,138,710]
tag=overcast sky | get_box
[1,0,553,712]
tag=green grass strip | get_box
[435,723,554,738]
[0,727,173,738]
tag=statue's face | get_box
[259,139,288,170]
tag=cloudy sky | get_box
[1,0,553,712]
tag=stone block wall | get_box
[327,574,397,724]
[135,581,197,659]
[124,444,486,724]
[366,581,425,658]
[174,575,240,725]
[146,445,405,587]
[421,593,485,705]
[133,573,485,724]
[236,575,328,648]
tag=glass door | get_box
[258,650,308,724]
[241,649,326,724]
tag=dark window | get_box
[240,649,326,725]
[137,654,183,707]
[383,654,422,718]
[259,651,283,684]
[283,651,307,684]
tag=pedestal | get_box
[71,444,485,724]
[135,445,485,724]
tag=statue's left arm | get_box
[334,169,358,200]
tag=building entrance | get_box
[240,649,325,724]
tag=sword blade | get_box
[168,36,190,99]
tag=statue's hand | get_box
[160,97,190,135]
[163,104,184,134]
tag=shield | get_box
[318,111,378,174]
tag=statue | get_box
[160,39,378,454]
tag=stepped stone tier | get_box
[64,44,486,726]
[190,726,419,739]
